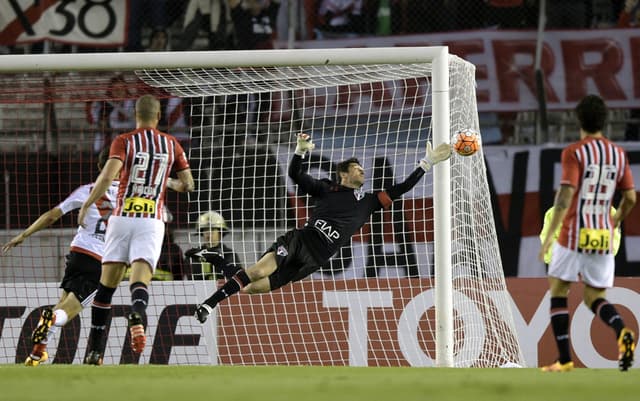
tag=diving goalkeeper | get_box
[194,133,452,323]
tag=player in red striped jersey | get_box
[539,95,637,372]
[78,94,194,364]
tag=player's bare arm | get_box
[78,158,123,228]
[167,168,195,192]
[613,188,637,228]
[2,207,64,253]
[538,184,574,262]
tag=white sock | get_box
[53,309,68,326]
[44,325,58,344]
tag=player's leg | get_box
[86,216,131,364]
[27,252,100,366]
[28,291,84,362]
[86,262,127,364]
[542,244,576,372]
[242,277,273,294]
[194,252,279,323]
[582,254,635,371]
[125,218,164,354]
[127,260,153,353]
[541,277,574,372]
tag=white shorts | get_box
[103,215,165,271]
[548,243,615,288]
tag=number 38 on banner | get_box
[0,0,127,46]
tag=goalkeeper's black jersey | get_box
[288,154,425,263]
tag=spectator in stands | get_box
[618,0,640,26]
[126,0,168,51]
[227,0,281,125]
[185,211,242,280]
[546,0,588,28]
[317,0,364,37]
[147,29,170,51]
[619,0,640,140]
[88,75,135,154]
[179,0,234,50]
[486,0,529,29]
[229,0,281,50]
[390,0,455,33]
[159,97,190,144]
[453,0,487,30]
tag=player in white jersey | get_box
[2,149,118,366]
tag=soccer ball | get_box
[453,129,480,157]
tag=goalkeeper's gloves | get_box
[295,133,315,156]
[419,142,452,171]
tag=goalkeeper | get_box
[195,133,451,322]
[540,205,622,264]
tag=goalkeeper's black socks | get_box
[550,297,571,364]
[88,283,117,352]
[591,298,624,338]
[130,281,149,327]
[203,269,251,308]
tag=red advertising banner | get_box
[289,28,640,112]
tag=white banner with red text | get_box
[0,278,638,367]
[286,28,640,112]
[0,0,128,46]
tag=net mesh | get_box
[0,52,524,367]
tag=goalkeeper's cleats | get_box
[128,312,146,354]
[195,304,213,323]
[24,344,48,367]
[31,307,55,344]
[618,328,635,371]
[541,361,574,372]
[84,351,103,366]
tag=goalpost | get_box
[0,47,524,367]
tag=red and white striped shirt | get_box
[109,127,189,220]
[558,136,634,254]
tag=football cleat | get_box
[194,304,213,323]
[618,328,635,372]
[541,361,574,372]
[84,351,103,365]
[31,307,56,344]
[128,312,146,354]
[25,344,48,367]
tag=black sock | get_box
[591,298,625,338]
[203,269,251,308]
[88,283,116,353]
[130,281,149,322]
[550,297,571,364]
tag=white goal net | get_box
[0,47,524,367]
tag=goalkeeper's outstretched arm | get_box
[288,133,328,196]
[386,141,452,200]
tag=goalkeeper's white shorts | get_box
[102,215,165,271]
[548,243,615,288]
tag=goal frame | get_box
[0,47,453,366]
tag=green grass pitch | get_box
[2,365,638,401]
